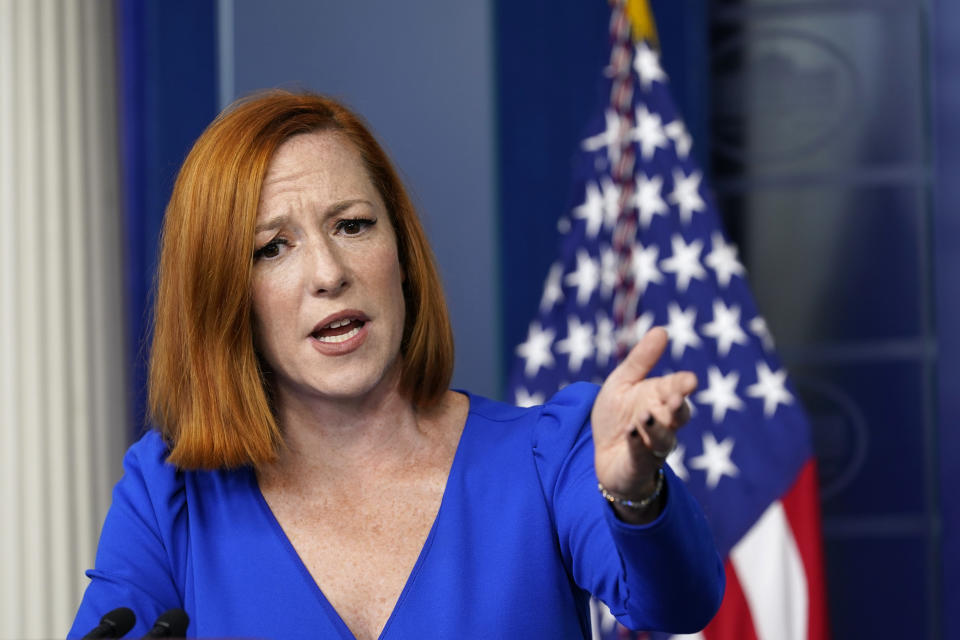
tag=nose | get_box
[306,238,349,296]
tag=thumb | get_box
[609,326,669,386]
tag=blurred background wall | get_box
[0,0,957,637]
[704,3,947,638]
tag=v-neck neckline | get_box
[248,392,474,640]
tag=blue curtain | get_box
[115,0,219,440]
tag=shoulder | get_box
[110,431,187,537]
[125,429,174,473]
[464,382,599,425]
[121,430,181,494]
[71,433,194,637]
[462,382,600,463]
[535,382,599,426]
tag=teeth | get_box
[324,318,352,329]
[316,326,361,344]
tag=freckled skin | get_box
[261,447,459,640]
[252,132,469,640]
[251,131,406,405]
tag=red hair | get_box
[148,91,454,469]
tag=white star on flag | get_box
[554,316,595,373]
[599,245,617,298]
[665,302,701,359]
[746,361,794,417]
[572,181,605,239]
[539,262,564,312]
[629,243,664,296]
[701,299,749,357]
[633,41,667,90]
[515,321,555,378]
[660,234,707,292]
[666,442,688,481]
[600,176,622,232]
[632,173,669,229]
[632,104,669,161]
[513,387,545,408]
[668,168,706,225]
[564,250,600,305]
[749,316,776,352]
[664,119,692,160]
[689,431,740,489]
[595,312,616,367]
[705,231,746,288]
[582,108,623,168]
[696,366,745,423]
[616,310,655,351]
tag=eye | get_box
[253,237,289,260]
[335,218,376,236]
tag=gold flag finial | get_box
[625,0,659,45]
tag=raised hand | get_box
[591,327,697,523]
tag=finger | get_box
[663,391,683,413]
[647,372,695,413]
[668,370,698,397]
[636,416,677,459]
[647,401,675,428]
[649,393,692,429]
[628,427,664,471]
[608,327,669,386]
[645,371,697,422]
[652,371,697,400]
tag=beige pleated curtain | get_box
[0,1,127,637]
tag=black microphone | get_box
[81,607,136,638]
[141,608,189,638]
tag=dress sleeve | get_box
[68,432,187,639]
[532,382,725,634]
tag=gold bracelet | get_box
[597,468,664,511]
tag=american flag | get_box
[506,2,828,639]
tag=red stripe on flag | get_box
[781,460,830,640]
[703,558,759,640]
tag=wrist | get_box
[598,467,665,524]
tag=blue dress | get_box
[69,383,723,638]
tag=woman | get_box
[69,92,723,639]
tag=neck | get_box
[265,367,427,478]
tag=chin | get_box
[316,380,387,402]
[291,358,402,404]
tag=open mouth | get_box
[311,317,366,344]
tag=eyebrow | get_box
[255,198,374,233]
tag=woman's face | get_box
[251,131,406,405]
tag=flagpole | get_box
[609,0,640,361]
